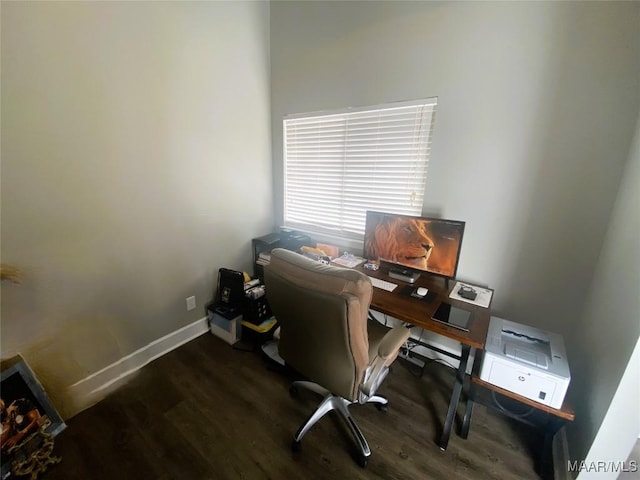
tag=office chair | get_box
[264,248,411,467]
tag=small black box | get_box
[242,296,272,325]
[458,285,477,300]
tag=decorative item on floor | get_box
[1,355,65,479]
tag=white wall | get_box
[1,2,273,417]
[270,0,640,466]
[576,338,639,479]
[570,113,640,478]
[270,1,639,334]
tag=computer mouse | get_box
[416,287,428,297]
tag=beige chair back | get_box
[264,248,373,400]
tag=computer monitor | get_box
[363,211,465,281]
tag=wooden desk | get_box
[359,266,492,450]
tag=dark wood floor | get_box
[43,334,545,480]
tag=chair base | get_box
[290,380,388,467]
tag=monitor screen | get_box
[363,211,465,279]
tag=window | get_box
[283,98,437,239]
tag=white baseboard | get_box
[67,316,209,415]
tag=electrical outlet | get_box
[186,296,196,311]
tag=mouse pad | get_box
[399,285,436,303]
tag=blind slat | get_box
[284,98,437,238]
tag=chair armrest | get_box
[377,324,411,359]
[360,325,411,399]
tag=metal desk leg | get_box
[460,390,474,439]
[539,416,565,480]
[460,350,482,440]
[439,344,471,450]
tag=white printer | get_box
[480,317,571,409]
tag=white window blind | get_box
[283,98,437,238]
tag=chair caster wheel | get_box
[291,440,301,452]
[357,453,369,468]
[376,403,389,413]
[289,385,298,397]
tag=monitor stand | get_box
[388,268,420,284]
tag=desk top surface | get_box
[359,266,492,350]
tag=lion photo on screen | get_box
[365,214,463,276]
[365,216,435,270]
